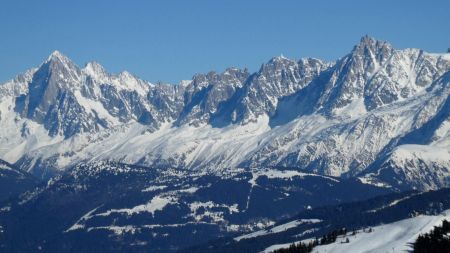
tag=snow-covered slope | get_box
[263,211,450,253]
[0,36,449,189]
[309,210,450,253]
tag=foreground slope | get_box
[188,188,450,253]
[265,210,450,253]
[312,212,450,253]
[0,161,390,253]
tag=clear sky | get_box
[1,0,449,84]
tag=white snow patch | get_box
[189,201,240,223]
[235,219,321,241]
[142,185,167,192]
[333,98,367,118]
[73,90,120,126]
[357,177,391,188]
[249,168,339,187]
[392,144,450,164]
[96,196,175,217]
[178,187,199,194]
[366,193,421,213]
[87,225,138,235]
[65,206,101,232]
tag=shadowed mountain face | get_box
[0,159,38,202]
[0,36,449,190]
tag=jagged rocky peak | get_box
[0,68,36,97]
[46,50,81,79]
[362,46,450,110]
[189,67,249,90]
[46,50,68,62]
[258,55,330,92]
[298,57,330,68]
[44,51,82,81]
[297,57,331,81]
[118,70,135,80]
[353,35,393,57]
[267,54,293,64]
[44,51,150,93]
[11,51,164,137]
[222,67,250,87]
[189,71,218,90]
[83,61,108,81]
[347,35,394,78]
[260,55,299,78]
[14,51,82,124]
[227,55,330,124]
[315,35,450,114]
[175,67,250,126]
[84,60,152,95]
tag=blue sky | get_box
[1,0,449,84]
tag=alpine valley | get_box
[1,36,450,252]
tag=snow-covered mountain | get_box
[1,36,449,190]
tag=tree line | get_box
[272,228,351,253]
[414,219,450,253]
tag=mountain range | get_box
[1,36,449,190]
